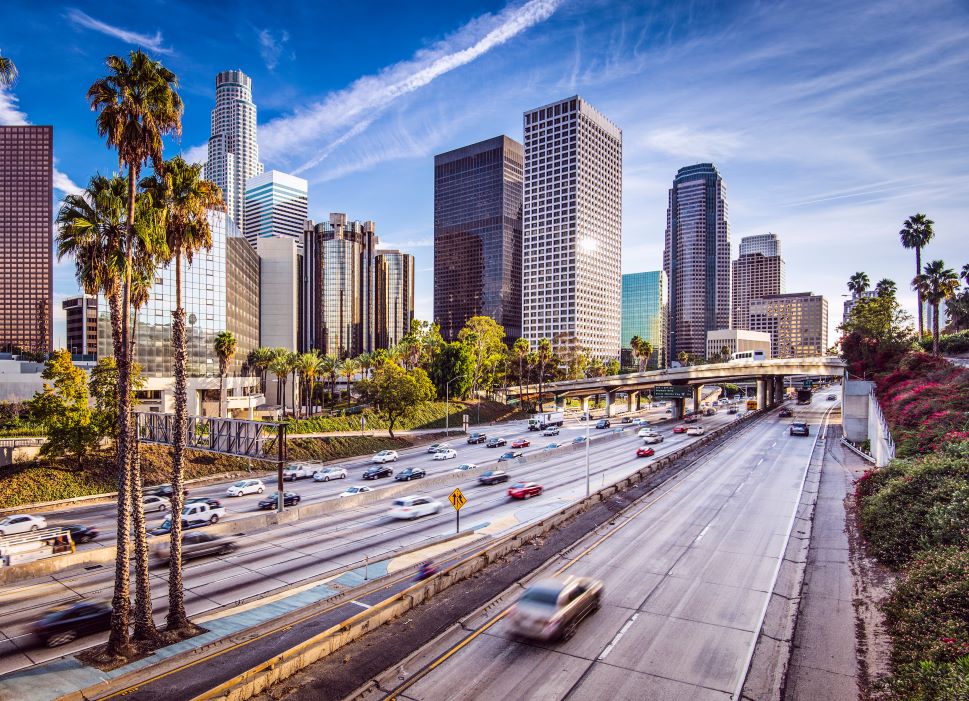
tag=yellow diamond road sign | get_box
[448,488,467,511]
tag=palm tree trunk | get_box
[933,301,940,355]
[916,247,924,337]
[219,372,225,418]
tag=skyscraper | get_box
[243,170,308,249]
[663,163,730,360]
[63,295,98,357]
[434,136,523,341]
[749,292,829,358]
[620,271,667,370]
[206,70,264,231]
[522,96,622,360]
[732,233,785,330]
[0,126,52,354]
[375,250,415,350]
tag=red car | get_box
[672,425,688,434]
[508,482,543,499]
[636,447,655,458]
[511,438,531,449]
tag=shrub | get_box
[919,330,969,355]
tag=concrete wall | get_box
[868,391,895,467]
[842,379,872,442]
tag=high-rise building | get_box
[749,292,829,358]
[705,329,772,359]
[663,163,730,360]
[375,250,415,350]
[732,233,785,330]
[0,125,52,354]
[522,96,622,360]
[243,170,308,249]
[206,70,264,231]
[63,295,98,357]
[620,271,667,370]
[257,235,301,352]
[433,136,523,341]
[303,214,378,358]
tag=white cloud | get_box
[258,28,290,71]
[52,166,83,197]
[640,126,746,162]
[66,8,173,55]
[377,237,433,249]
[181,142,208,166]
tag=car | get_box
[498,450,523,462]
[633,418,650,426]
[313,467,348,482]
[388,495,442,520]
[621,417,633,424]
[283,463,315,481]
[637,427,655,438]
[0,514,47,536]
[779,408,793,418]
[62,524,99,544]
[372,450,399,464]
[579,413,588,421]
[432,448,457,461]
[32,601,112,648]
[479,469,510,485]
[452,463,477,472]
[185,497,222,508]
[827,394,836,401]
[339,485,373,498]
[485,437,507,448]
[427,442,450,453]
[543,443,561,451]
[672,425,688,434]
[636,446,656,458]
[572,436,587,444]
[363,465,394,480]
[225,479,265,497]
[511,438,530,449]
[790,421,810,437]
[258,492,301,509]
[682,415,699,424]
[595,419,610,429]
[142,495,171,512]
[508,482,543,499]
[154,532,237,563]
[467,432,487,444]
[728,407,739,414]
[642,433,664,444]
[507,575,603,642]
[150,502,225,535]
[686,426,705,436]
[704,408,716,416]
[145,483,188,499]
[541,426,560,436]
[665,408,673,414]
[395,466,427,481]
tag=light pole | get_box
[585,419,591,497]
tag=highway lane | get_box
[0,403,738,675]
[367,392,837,701]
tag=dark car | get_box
[63,524,99,544]
[790,421,810,437]
[595,419,610,429]
[479,469,510,485]
[728,407,739,415]
[621,417,633,424]
[186,497,221,508]
[498,451,523,462]
[33,601,112,648]
[682,415,699,424]
[363,465,394,480]
[258,491,301,509]
[572,436,587,444]
[779,408,793,418]
[145,483,188,499]
[150,516,206,536]
[155,532,237,563]
[485,437,507,448]
[467,432,487,444]
[395,467,426,481]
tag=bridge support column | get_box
[605,391,617,418]
[776,377,785,404]
[628,391,638,413]
[693,385,702,413]
[580,396,590,417]
[757,378,767,410]
[672,398,685,420]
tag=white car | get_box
[372,450,399,464]
[0,514,47,536]
[225,479,265,497]
[452,463,477,472]
[426,442,450,453]
[339,485,373,498]
[143,495,171,512]
[637,427,655,438]
[642,433,664,444]
[432,448,457,460]
[313,467,348,482]
[541,426,560,436]
[388,495,443,520]
[686,426,705,436]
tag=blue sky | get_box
[2,0,968,347]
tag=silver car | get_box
[508,576,603,641]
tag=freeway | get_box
[0,398,736,676]
[361,391,838,701]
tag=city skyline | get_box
[1,0,967,347]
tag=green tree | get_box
[248,347,274,395]
[294,352,321,418]
[213,331,237,418]
[340,356,360,406]
[899,213,936,337]
[847,271,871,296]
[357,363,435,437]
[429,341,474,399]
[586,357,605,378]
[0,52,17,87]
[913,260,960,356]
[27,351,99,467]
[269,350,292,412]
[630,335,654,372]
[320,354,338,407]
[876,278,897,299]
[458,316,506,396]
[677,351,690,366]
[605,358,620,376]
[396,319,443,370]
[839,294,916,377]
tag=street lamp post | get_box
[585,420,591,497]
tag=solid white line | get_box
[771,442,777,448]
[756,458,764,466]
[599,613,638,659]
[350,600,371,609]
[694,525,711,543]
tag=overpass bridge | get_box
[510,356,846,418]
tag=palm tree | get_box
[357,352,372,380]
[875,278,896,298]
[269,351,292,414]
[512,338,529,408]
[88,50,182,655]
[249,347,273,395]
[295,352,322,418]
[847,271,870,296]
[899,213,935,337]
[214,331,237,417]
[536,338,552,413]
[961,264,969,286]
[677,350,690,367]
[913,260,959,355]
[0,53,17,87]
[321,354,339,407]
[340,357,360,407]
[630,335,654,372]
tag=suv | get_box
[542,426,560,436]
[790,421,810,437]
[467,432,487,444]
[372,450,398,464]
[508,576,603,641]
[595,419,610,429]
[388,495,442,520]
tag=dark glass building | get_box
[621,272,668,370]
[434,135,523,341]
[374,250,414,350]
[0,126,52,354]
[63,294,98,358]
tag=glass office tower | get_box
[374,250,415,349]
[620,271,668,370]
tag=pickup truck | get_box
[283,463,315,481]
[151,503,226,535]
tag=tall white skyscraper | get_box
[521,96,622,360]
[243,170,308,248]
[206,70,264,231]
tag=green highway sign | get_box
[652,385,693,399]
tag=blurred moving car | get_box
[508,482,543,499]
[372,450,399,464]
[498,451,523,462]
[226,479,265,497]
[363,465,394,480]
[621,417,633,424]
[467,432,487,444]
[313,467,348,482]
[453,463,477,472]
[779,408,794,418]
[432,448,457,460]
[395,467,426,481]
[642,432,664,444]
[388,495,442,520]
[143,495,171,512]
[571,436,587,444]
[827,394,836,400]
[339,485,373,498]
[686,426,705,436]
[486,437,507,448]
[672,425,688,434]
[543,443,561,450]
[186,497,221,508]
[728,407,739,415]
[790,421,810,436]
[637,427,654,438]
[511,438,530,449]
[258,492,301,509]
[682,415,699,424]
[541,426,560,436]
[0,514,47,536]
[507,576,603,641]
[427,443,450,453]
[478,469,509,485]
[154,532,237,562]
[595,419,611,429]
[145,484,187,499]
[32,601,112,647]
[636,446,655,458]
[63,524,99,544]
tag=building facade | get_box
[749,292,829,358]
[433,136,523,341]
[663,163,730,361]
[375,250,415,350]
[522,96,622,360]
[705,329,772,359]
[206,70,264,230]
[620,271,667,370]
[303,214,378,358]
[243,170,308,249]
[257,235,302,353]
[732,234,785,330]
[0,125,52,355]
[843,290,877,324]
[739,233,781,257]
[63,295,98,357]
